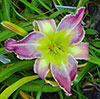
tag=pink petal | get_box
[34,58,49,80]
[57,7,85,44]
[33,19,56,35]
[51,64,71,94]
[69,23,85,45]
[71,43,89,59]
[5,32,44,59]
[51,54,77,95]
[68,55,78,81]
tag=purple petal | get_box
[71,43,89,59]
[33,19,56,34]
[57,7,85,44]
[51,54,77,95]
[5,32,44,59]
[69,22,85,45]
[34,58,49,80]
[51,63,71,94]
[68,55,77,81]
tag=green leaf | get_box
[58,90,63,99]
[10,1,28,21]
[76,84,85,99]
[20,83,60,92]
[85,29,97,35]
[92,41,100,48]
[2,0,10,21]
[0,30,16,42]
[73,63,94,86]
[12,89,20,99]
[3,75,60,92]
[82,0,89,6]
[72,88,88,99]
[0,47,9,55]
[47,9,74,19]
[89,45,100,54]
[88,55,100,66]
[0,60,34,82]
[19,0,44,15]
[36,80,44,99]
[37,0,52,11]
[0,75,39,99]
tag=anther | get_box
[56,43,65,52]
[48,44,57,54]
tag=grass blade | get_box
[0,75,39,99]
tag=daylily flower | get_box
[5,7,89,96]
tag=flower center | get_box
[37,32,71,65]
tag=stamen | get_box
[56,43,62,47]
[56,43,65,52]
[48,44,57,54]
[48,44,53,48]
